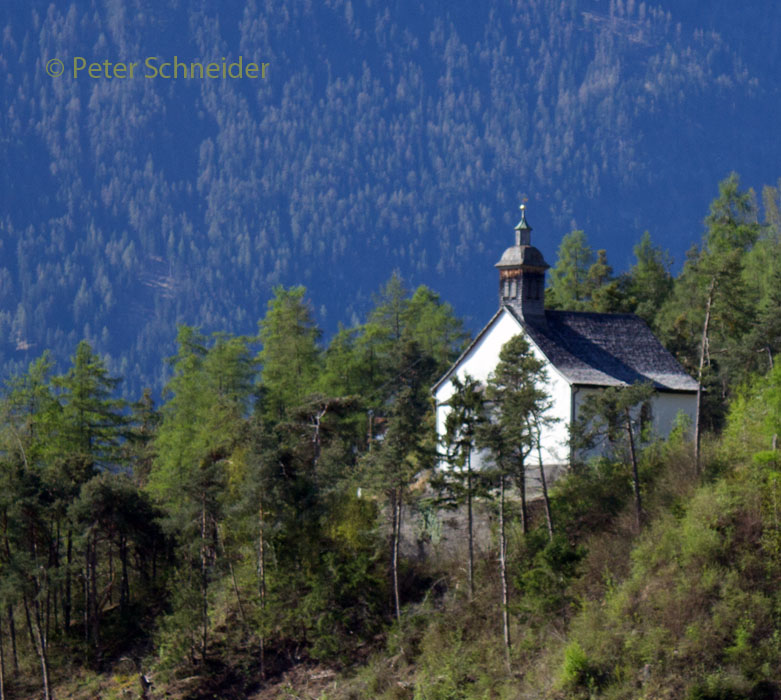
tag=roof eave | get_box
[569,380,699,393]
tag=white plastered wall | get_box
[649,391,697,438]
[434,308,573,472]
[572,386,697,460]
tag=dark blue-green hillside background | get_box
[1,0,779,397]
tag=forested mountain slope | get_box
[1,0,779,395]
[0,174,778,698]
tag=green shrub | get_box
[559,641,605,692]
[686,672,752,700]
[516,531,585,617]
[551,457,633,538]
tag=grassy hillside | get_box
[325,447,780,699]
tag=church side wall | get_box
[572,387,697,461]
[572,387,603,462]
[650,392,697,438]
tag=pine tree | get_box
[53,342,127,653]
[483,335,551,535]
[587,249,629,313]
[477,334,552,667]
[692,175,761,466]
[125,388,160,487]
[68,473,164,658]
[362,338,434,623]
[53,340,128,476]
[355,274,466,406]
[657,173,762,468]
[571,382,654,531]
[434,373,486,599]
[403,286,469,374]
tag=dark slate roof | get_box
[505,306,698,392]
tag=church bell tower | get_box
[495,204,550,319]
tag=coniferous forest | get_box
[3,1,781,698]
[0,175,780,698]
[2,0,781,396]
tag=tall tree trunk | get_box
[217,526,247,635]
[518,457,528,535]
[7,607,17,675]
[0,616,6,700]
[90,534,100,665]
[625,407,643,532]
[52,521,60,637]
[22,595,35,650]
[83,567,89,650]
[695,279,715,473]
[120,535,130,611]
[311,405,328,470]
[1,521,19,673]
[257,501,266,680]
[44,585,50,648]
[200,494,208,664]
[466,450,475,601]
[498,474,511,671]
[64,529,73,632]
[228,558,248,633]
[391,488,402,624]
[108,542,114,606]
[45,522,53,645]
[31,595,51,700]
[536,438,554,541]
[30,538,52,700]
[52,584,58,636]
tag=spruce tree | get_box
[0,355,59,698]
[626,231,673,326]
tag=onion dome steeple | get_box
[495,204,550,319]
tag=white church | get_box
[432,206,698,474]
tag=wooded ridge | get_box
[0,175,779,698]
